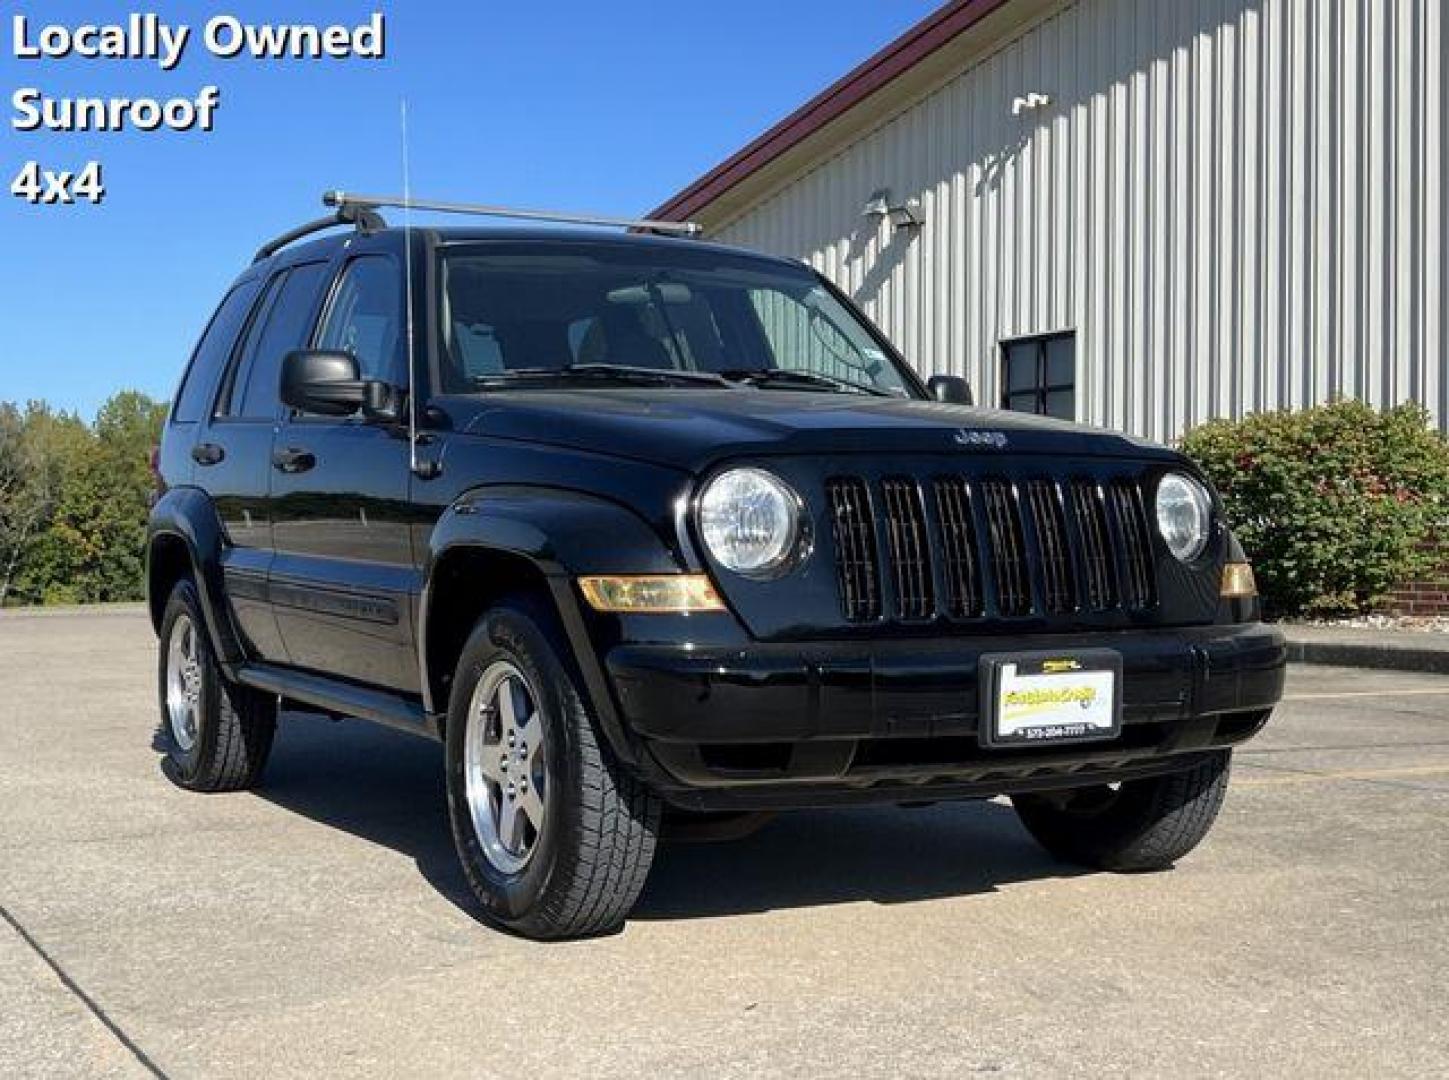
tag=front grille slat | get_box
[1070,480,1117,609]
[1027,480,1075,614]
[1110,480,1157,609]
[881,478,933,620]
[933,477,983,618]
[980,480,1032,616]
[826,477,881,621]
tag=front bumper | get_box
[606,622,1286,809]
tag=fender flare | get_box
[420,485,687,764]
[146,487,245,664]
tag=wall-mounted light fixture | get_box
[862,188,922,231]
[1011,91,1052,115]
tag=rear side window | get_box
[223,262,330,420]
[215,274,283,417]
[172,279,262,423]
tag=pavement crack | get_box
[0,901,169,1079]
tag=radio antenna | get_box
[399,99,427,478]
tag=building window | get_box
[1001,332,1075,420]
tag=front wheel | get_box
[444,601,660,939]
[1011,751,1231,871]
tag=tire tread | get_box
[524,671,660,937]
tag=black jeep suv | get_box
[149,208,1285,939]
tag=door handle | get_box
[272,447,316,474]
[191,442,225,466]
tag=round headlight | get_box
[698,468,802,576]
[1155,472,1212,562]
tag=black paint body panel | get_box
[148,225,1286,808]
[607,622,1285,807]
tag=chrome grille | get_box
[880,479,934,620]
[980,480,1032,617]
[1027,481,1074,614]
[1070,480,1117,609]
[826,477,881,621]
[1110,479,1157,609]
[828,471,1160,623]
[933,477,983,618]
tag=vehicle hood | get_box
[444,388,1179,470]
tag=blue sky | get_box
[0,0,939,418]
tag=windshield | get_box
[437,243,919,397]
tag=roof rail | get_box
[252,202,386,264]
[322,190,703,237]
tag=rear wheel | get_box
[157,580,276,791]
[444,601,660,939]
[1011,751,1231,871]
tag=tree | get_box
[0,404,31,603]
[0,402,88,605]
[0,392,165,606]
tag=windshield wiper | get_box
[479,363,733,388]
[718,368,894,397]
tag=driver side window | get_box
[318,257,404,384]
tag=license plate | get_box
[980,650,1122,747]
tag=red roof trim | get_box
[650,0,1012,223]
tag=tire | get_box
[157,579,276,792]
[444,600,660,939]
[1010,751,1231,871]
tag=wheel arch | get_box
[147,533,192,632]
[422,545,557,717]
[420,485,687,764]
[146,487,244,663]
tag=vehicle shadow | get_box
[635,801,1077,920]
[251,712,1081,923]
[253,712,476,912]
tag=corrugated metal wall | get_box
[713,0,1447,441]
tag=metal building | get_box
[652,0,1447,441]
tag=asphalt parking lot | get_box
[2,607,1446,1078]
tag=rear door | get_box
[202,260,331,661]
[161,275,263,490]
[269,253,418,691]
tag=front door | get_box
[269,254,420,691]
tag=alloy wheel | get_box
[464,660,549,874]
[165,613,202,752]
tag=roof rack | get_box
[252,201,386,264]
[321,190,704,237]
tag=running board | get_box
[234,663,440,741]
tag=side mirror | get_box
[280,350,402,422]
[928,374,973,405]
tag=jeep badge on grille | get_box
[954,429,1009,449]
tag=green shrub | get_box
[1180,400,1449,617]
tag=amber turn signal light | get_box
[578,575,726,613]
[1220,563,1257,598]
